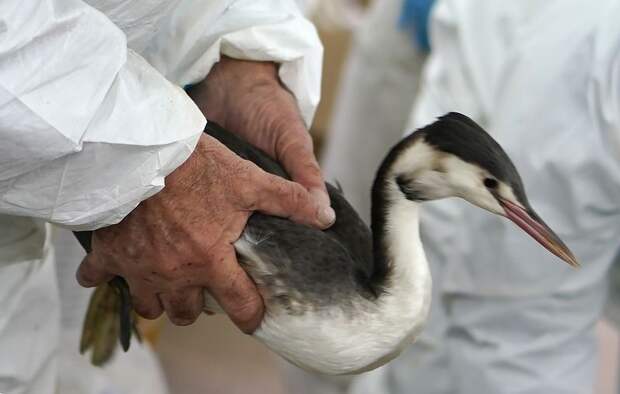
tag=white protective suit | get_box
[0,1,322,393]
[311,0,620,393]
[53,226,169,394]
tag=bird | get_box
[76,112,578,374]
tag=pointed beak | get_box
[497,198,580,268]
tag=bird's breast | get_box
[251,288,427,375]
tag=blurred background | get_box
[53,0,620,393]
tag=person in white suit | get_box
[0,1,331,393]
[302,0,620,393]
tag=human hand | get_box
[77,134,335,333]
[188,56,332,210]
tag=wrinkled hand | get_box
[188,56,331,209]
[77,134,335,333]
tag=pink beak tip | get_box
[499,198,580,269]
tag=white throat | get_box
[373,177,432,354]
[251,173,432,375]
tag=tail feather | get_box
[80,280,140,366]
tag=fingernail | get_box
[318,206,336,227]
[171,318,193,327]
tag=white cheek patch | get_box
[390,141,438,176]
[440,156,505,214]
[390,142,453,200]
[441,156,482,195]
[410,171,450,200]
[388,140,512,214]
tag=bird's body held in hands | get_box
[79,113,577,374]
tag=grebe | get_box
[76,112,577,374]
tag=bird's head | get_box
[388,112,578,267]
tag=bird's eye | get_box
[484,178,498,189]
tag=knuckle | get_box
[123,243,142,260]
[235,165,262,210]
[286,183,307,209]
[237,183,259,210]
[232,160,254,181]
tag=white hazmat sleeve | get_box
[0,0,206,231]
[142,0,323,127]
[0,0,323,231]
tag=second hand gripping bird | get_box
[75,112,578,374]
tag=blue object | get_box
[399,0,435,52]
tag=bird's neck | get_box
[370,177,428,290]
[370,133,431,292]
[366,176,432,354]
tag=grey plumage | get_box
[207,123,379,313]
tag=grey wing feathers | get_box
[206,122,377,303]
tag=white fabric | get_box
[0,1,322,393]
[321,0,427,224]
[0,0,322,231]
[308,0,620,393]
[0,217,59,394]
[54,226,169,394]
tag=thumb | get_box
[77,253,114,287]
[246,165,335,229]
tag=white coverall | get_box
[300,0,620,393]
[0,1,322,393]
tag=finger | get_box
[131,287,164,320]
[77,253,114,288]
[199,245,263,334]
[275,131,330,208]
[248,167,335,229]
[159,287,205,326]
